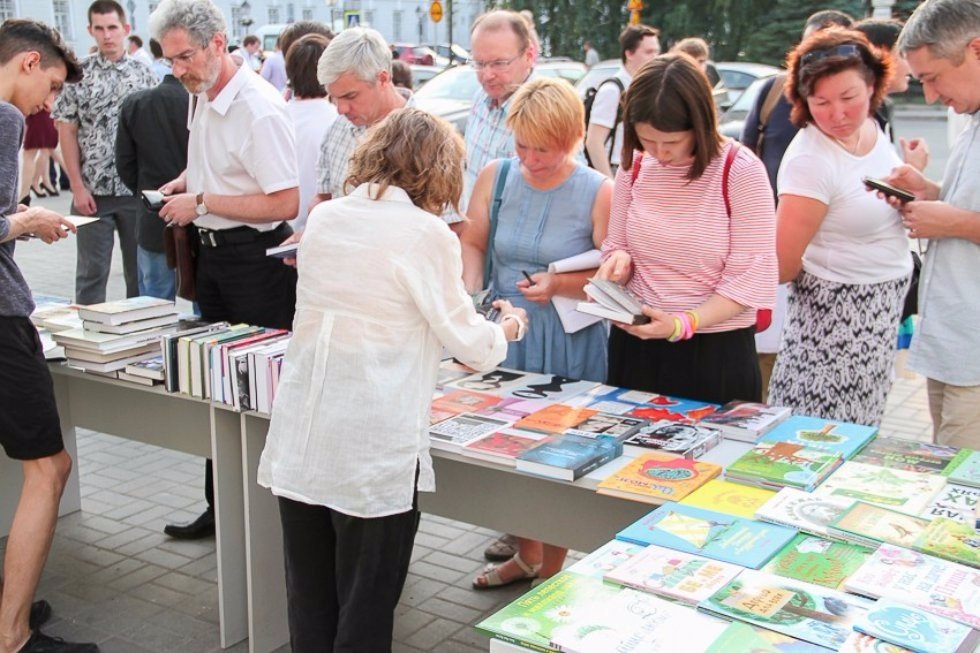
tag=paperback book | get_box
[759,416,877,460]
[615,502,797,569]
[853,436,964,474]
[505,375,598,403]
[430,389,502,417]
[596,452,721,504]
[514,404,598,435]
[562,412,647,441]
[760,533,872,590]
[838,632,913,653]
[854,598,980,653]
[603,543,743,604]
[461,429,548,466]
[725,441,842,492]
[446,368,545,395]
[943,450,980,488]
[681,479,777,519]
[565,539,648,579]
[920,483,979,524]
[515,434,623,481]
[567,386,717,420]
[910,517,980,568]
[755,487,857,538]
[828,502,931,549]
[577,278,651,325]
[623,420,722,459]
[625,395,720,423]
[124,356,165,381]
[706,622,833,653]
[815,461,947,515]
[698,400,792,442]
[76,296,177,325]
[428,413,511,452]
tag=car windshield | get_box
[574,63,620,96]
[413,66,480,102]
[725,76,772,118]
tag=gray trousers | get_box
[72,195,140,305]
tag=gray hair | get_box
[317,27,390,87]
[148,0,226,47]
[898,0,980,62]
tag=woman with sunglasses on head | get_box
[768,29,912,426]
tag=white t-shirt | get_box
[778,123,911,284]
[287,97,338,232]
[588,68,631,167]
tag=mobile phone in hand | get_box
[141,190,165,211]
[862,176,915,203]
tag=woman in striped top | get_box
[597,54,777,404]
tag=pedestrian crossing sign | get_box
[344,10,361,28]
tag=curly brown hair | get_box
[785,28,892,129]
[345,108,465,215]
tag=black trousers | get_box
[607,325,761,405]
[197,223,298,508]
[278,494,420,653]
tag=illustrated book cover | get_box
[603,543,743,604]
[698,400,792,442]
[760,533,872,590]
[514,434,623,481]
[920,483,980,524]
[943,450,980,489]
[827,502,931,549]
[725,441,842,492]
[853,436,964,475]
[596,452,721,503]
[759,416,877,460]
[681,479,777,519]
[623,420,722,459]
[461,429,548,466]
[428,413,511,452]
[910,517,980,568]
[755,487,857,538]
[815,461,947,515]
[853,598,980,653]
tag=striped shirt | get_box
[464,88,517,207]
[602,142,777,332]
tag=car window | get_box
[574,64,620,97]
[720,70,756,91]
[537,66,585,85]
[413,66,480,102]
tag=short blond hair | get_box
[345,108,464,215]
[506,78,584,153]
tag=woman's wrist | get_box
[500,313,526,342]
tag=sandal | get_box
[473,553,542,590]
[484,533,519,562]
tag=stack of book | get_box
[725,441,842,492]
[698,400,791,442]
[758,416,878,460]
[622,420,722,459]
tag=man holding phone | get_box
[884,0,980,449]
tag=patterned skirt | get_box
[768,271,909,426]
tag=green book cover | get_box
[726,442,840,490]
[762,534,872,590]
[853,436,962,474]
[706,622,829,653]
[911,517,980,567]
[944,449,980,488]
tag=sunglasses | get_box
[800,43,862,66]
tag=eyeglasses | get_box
[165,46,207,66]
[472,51,525,71]
[800,43,862,67]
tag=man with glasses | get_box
[52,0,155,305]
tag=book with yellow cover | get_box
[681,479,776,518]
[597,452,721,503]
[514,403,598,434]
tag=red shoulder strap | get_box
[722,141,740,218]
[630,152,643,184]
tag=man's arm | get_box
[585,123,614,178]
[1,207,76,244]
[57,121,97,215]
[158,187,299,227]
[115,103,139,194]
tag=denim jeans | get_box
[136,246,176,301]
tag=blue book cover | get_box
[855,598,980,653]
[760,416,877,460]
[572,385,720,421]
[615,502,797,569]
[515,434,623,481]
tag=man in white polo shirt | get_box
[150,0,299,539]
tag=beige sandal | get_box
[472,553,542,590]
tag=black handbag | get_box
[901,250,921,321]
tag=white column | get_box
[871,0,895,19]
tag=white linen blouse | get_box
[257,183,508,518]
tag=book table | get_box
[0,365,750,652]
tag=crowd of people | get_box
[0,0,978,651]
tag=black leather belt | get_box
[197,224,287,248]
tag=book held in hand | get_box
[265,243,298,259]
[577,278,650,325]
[514,433,623,481]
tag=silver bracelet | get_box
[500,314,526,342]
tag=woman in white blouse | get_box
[257,109,527,652]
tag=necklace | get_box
[833,122,863,154]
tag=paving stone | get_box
[78,514,135,535]
[409,560,466,585]
[418,520,469,540]
[118,621,194,653]
[96,526,157,551]
[435,585,506,612]
[413,531,450,550]
[399,576,448,607]
[134,547,194,570]
[95,638,158,653]
[107,564,169,592]
[128,582,190,607]
[152,572,214,597]
[423,550,486,574]
[393,606,437,640]
[403,617,464,650]
[417,596,483,625]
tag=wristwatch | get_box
[195,193,208,217]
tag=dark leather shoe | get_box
[164,508,215,540]
[17,630,98,652]
[29,600,52,630]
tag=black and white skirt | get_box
[768,271,909,427]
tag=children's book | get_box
[760,533,871,590]
[755,487,856,538]
[920,483,980,524]
[430,389,502,416]
[815,461,947,515]
[563,413,647,441]
[623,420,722,459]
[681,479,776,519]
[943,449,980,488]
[461,429,548,466]
[854,598,980,653]
[706,622,834,653]
[514,404,598,434]
[759,416,877,460]
[837,631,914,653]
[515,434,623,481]
[603,543,742,605]
[827,502,931,549]
[698,400,792,442]
[428,413,511,452]
[910,517,980,567]
[698,569,875,651]
[596,453,721,503]
[725,442,842,492]
[844,543,980,629]
[564,539,648,579]
[853,436,964,474]
[615,502,797,569]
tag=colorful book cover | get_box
[943,450,980,488]
[844,543,980,629]
[623,420,722,459]
[462,429,548,465]
[514,404,598,434]
[681,479,777,519]
[854,598,980,653]
[505,374,599,402]
[838,631,914,653]
[430,389,502,416]
[828,502,931,548]
[698,569,875,650]
[815,461,947,515]
[920,483,980,524]
[854,436,963,474]
[603,543,742,604]
[615,502,797,569]
[760,416,877,460]
[726,442,842,491]
[565,539,647,579]
[910,517,980,567]
[698,400,792,442]
[624,393,720,423]
[473,396,546,420]
[428,413,511,450]
[706,622,832,653]
[597,453,721,503]
[563,413,647,441]
[761,533,872,590]
[755,487,857,537]
[515,434,623,481]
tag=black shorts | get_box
[0,316,63,460]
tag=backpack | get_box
[756,74,787,159]
[583,76,626,167]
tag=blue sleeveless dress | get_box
[491,158,608,383]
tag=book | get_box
[117,371,158,386]
[461,429,548,466]
[828,502,931,549]
[567,385,719,421]
[562,412,647,441]
[265,243,298,259]
[63,348,160,373]
[815,461,947,515]
[76,296,177,325]
[706,622,832,653]
[759,416,877,460]
[755,487,857,538]
[698,569,875,650]
[681,479,776,518]
[577,278,651,325]
[160,321,229,393]
[838,631,914,653]
[910,517,980,567]
[124,356,165,381]
[615,502,797,569]
[63,341,159,364]
[623,420,722,459]
[446,368,545,395]
[81,313,180,335]
[428,413,511,452]
[515,434,623,481]
[625,394,719,423]
[853,436,964,474]
[430,389,502,417]
[436,359,473,389]
[603,543,742,604]
[944,450,980,488]
[725,442,842,492]
[854,598,980,653]
[505,375,598,402]
[564,539,647,579]
[844,543,980,629]
[473,396,546,421]
[698,400,792,442]
[547,249,604,334]
[920,483,980,524]
[761,533,871,590]
[514,404,598,434]
[30,303,82,332]
[596,453,721,503]
[52,324,179,354]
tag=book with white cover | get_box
[920,483,979,524]
[755,487,856,538]
[547,249,604,333]
[63,342,160,364]
[428,413,511,452]
[815,461,947,515]
[66,349,159,374]
[77,296,177,325]
[604,544,743,605]
[82,313,180,335]
[53,325,178,354]
[117,371,158,386]
[577,278,651,325]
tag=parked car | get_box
[719,73,780,140]
[714,61,782,103]
[409,64,443,89]
[391,43,449,67]
[422,43,471,64]
[575,58,733,112]
[536,59,587,85]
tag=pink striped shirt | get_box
[602,142,777,333]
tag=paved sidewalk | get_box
[3,193,934,652]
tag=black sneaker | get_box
[17,630,98,652]
[29,600,52,630]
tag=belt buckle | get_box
[201,229,219,248]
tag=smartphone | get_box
[473,290,501,323]
[862,176,916,203]
[141,190,165,211]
